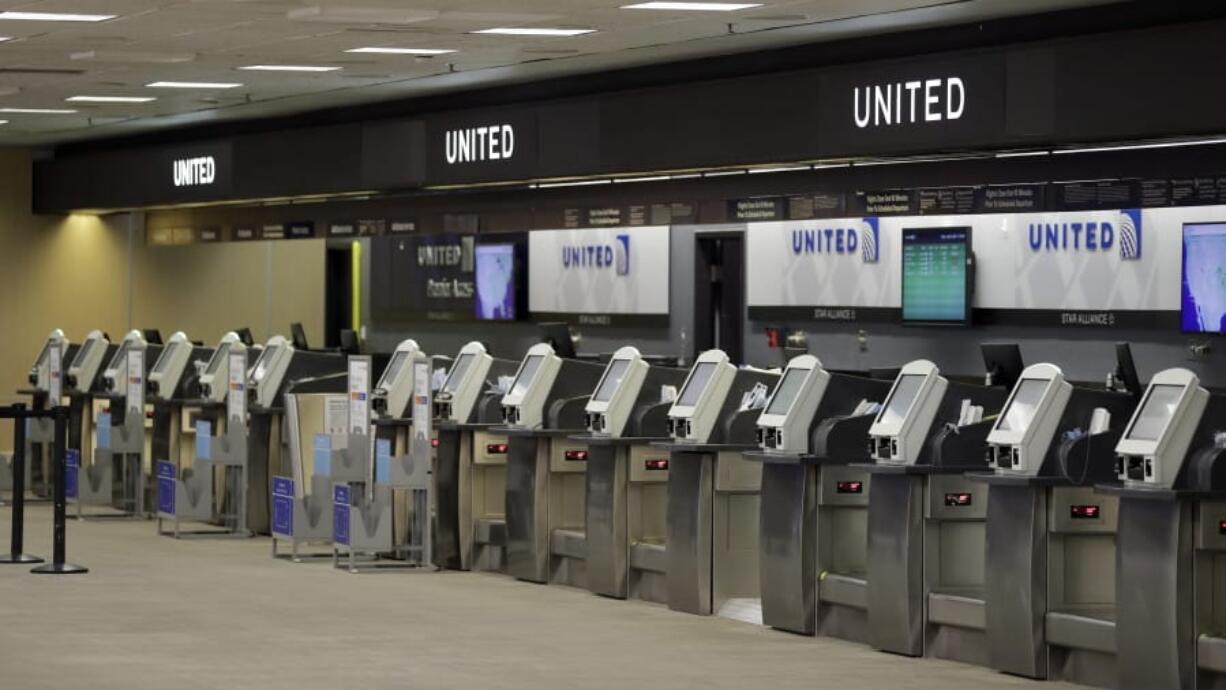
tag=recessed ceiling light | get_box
[238,64,341,72]
[473,27,596,37]
[147,81,243,89]
[67,95,157,103]
[0,11,115,22]
[0,107,77,114]
[622,2,762,9]
[345,47,456,55]
[0,120,8,125]
[0,37,12,43]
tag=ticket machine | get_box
[244,335,347,534]
[859,359,1011,662]
[432,342,521,572]
[970,362,1136,684]
[566,346,687,598]
[499,342,605,583]
[80,330,161,517]
[16,330,72,495]
[1100,369,1226,690]
[656,349,778,617]
[743,355,894,636]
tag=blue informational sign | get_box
[332,484,351,546]
[195,420,211,461]
[97,413,111,451]
[64,449,79,499]
[375,439,391,484]
[156,460,176,516]
[272,476,294,537]
[313,434,331,477]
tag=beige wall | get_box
[0,148,326,450]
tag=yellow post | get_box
[351,240,362,334]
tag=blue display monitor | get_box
[901,226,973,325]
[1182,223,1226,334]
[475,243,518,321]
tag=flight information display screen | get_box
[443,353,474,394]
[509,355,544,399]
[677,362,716,407]
[1126,384,1184,442]
[997,378,1048,433]
[877,374,926,426]
[765,368,807,416]
[593,359,631,403]
[1182,223,1226,334]
[901,227,972,325]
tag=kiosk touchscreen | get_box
[985,363,1073,475]
[197,332,241,403]
[666,350,737,444]
[27,329,68,391]
[371,339,421,419]
[66,330,109,394]
[1114,368,1208,488]
[755,355,830,453]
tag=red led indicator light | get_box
[1070,504,1101,520]
[836,481,863,494]
[487,443,509,455]
[431,438,440,448]
[565,450,589,462]
[945,493,973,507]
[1218,520,1226,535]
[646,458,669,471]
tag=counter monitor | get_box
[1181,222,1226,334]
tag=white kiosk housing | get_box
[1114,367,1209,488]
[501,343,563,429]
[197,332,242,403]
[667,349,737,444]
[755,354,830,454]
[985,363,1073,475]
[584,346,650,437]
[867,359,948,465]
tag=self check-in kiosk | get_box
[16,330,72,496]
[966,362,1136,684]
[63,330,111,490]
[78,329,161,518]
[498,342,605,584]
[742,355,893,636]
[569,346,686,599]
[1095,368,1226,690]
[655,349,778,617]
[857,359,1010,662]
[432,342,521,572]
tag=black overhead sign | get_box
[425,109,538,185]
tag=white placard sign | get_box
[227,350,246,423]
[126,350,144,413]
[47,343,62,405]
[412,361,431,440]
[529,225,670,315]
[747,217,892,309]
[348,357,371,435]
[324,395,348,436]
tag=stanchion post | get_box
[0,404,42,565]
[31,406,87,575]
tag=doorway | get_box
[324,244,353,349]
[693,234,746,364]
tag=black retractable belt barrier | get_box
[0,404,43,565]
[31,406,87,575]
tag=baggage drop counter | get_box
[743,355,892,637]
[655,349,778,617]
[497,343,604,584]
[1097,368,1226,690]
[572,346,685,600]
[431,342,520,572]
[969,360,1137,685]
[856,359,1008,662]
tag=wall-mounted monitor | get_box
[475,243,518,321]
[1182,223,1226,334]
[901,226,973,325]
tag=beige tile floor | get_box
[0,504,1078,690]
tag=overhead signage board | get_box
[817,53,1006,157]
[426,109,538,185]
[529,225,670,327]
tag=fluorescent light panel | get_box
[1053,137,1226,155]
[67,95,156,103]
[0,11,114,22]
[345,47,455,55]
[238,64,341,72]
[473,27,595,36]
[536,179,612,188]
[147,81,242,89]
[622,2,762,10]
[0,119,8,125]
[0,107,77,114]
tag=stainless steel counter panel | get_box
[866,472,925,656]
[985,484,1049,679]
[585,444,628,598]
[1116,497,1194,690]
[666,451,714,615]
[758,462,816,635]
[505,434,549,583]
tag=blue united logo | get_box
[1118,209,1142,261]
